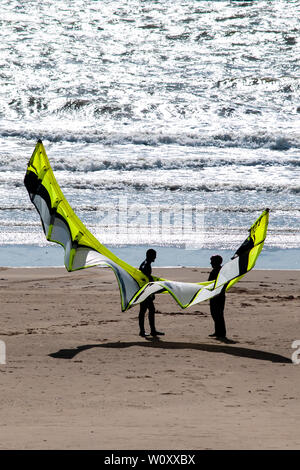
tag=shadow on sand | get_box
[49,339,292,363]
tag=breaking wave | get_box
[1,128,300,151]
[49,179,300,194]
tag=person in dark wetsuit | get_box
[208,255,227,340]
[139,249,164,338]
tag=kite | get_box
[24,140,269,311]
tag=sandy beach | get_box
[0,266,299,450]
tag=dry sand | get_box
[0,266,299,450]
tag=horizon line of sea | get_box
[0,244,299,270]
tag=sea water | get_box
[0,0,299,267]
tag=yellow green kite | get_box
[24,140,269,311]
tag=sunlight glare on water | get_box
[0,0,299,253]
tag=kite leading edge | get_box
[24,140,269,311]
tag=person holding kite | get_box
[208,255,227,341]
[138,249,165,338]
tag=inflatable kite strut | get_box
[24,140,269,311]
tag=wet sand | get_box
[0,267,299,449]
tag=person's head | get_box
[146,248,157,263]
[210,254,223,268]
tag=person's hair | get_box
[210,254,223,265]
[146,248,156,258]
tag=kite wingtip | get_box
[37,139,43,144]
